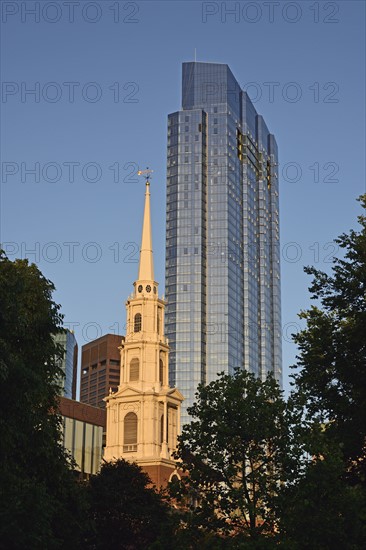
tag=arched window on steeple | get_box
[130,358,139,381]
[123,412,137,452]
[134,313,142,332]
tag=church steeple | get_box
[137,181,154,283]
[104,172,184,487]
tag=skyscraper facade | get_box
[165,62,281,423]
[54,329,78,399]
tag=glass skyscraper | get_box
[54,329,78,399]
[165,62,282,424]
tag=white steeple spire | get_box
[137,181,154,282]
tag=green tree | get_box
[87,458,170,550]
[291,194,366,479]
[279,195,366,548]
[280,436,366,549]
[0,252,86,549]
[172,370,300,544]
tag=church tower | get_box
[104,177,184,486]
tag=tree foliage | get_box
[87,459,169,549]
[280,438,366,549]
[279,194,366,547]
[173,370,299,543]
[291,194,366,479]
[0,252,86,549]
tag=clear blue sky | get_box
[1,0,365,397]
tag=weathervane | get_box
[137,167,154,184]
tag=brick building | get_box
[80,333,124,408]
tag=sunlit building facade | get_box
[165,62,282,423]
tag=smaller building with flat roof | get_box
[59,396,106,478]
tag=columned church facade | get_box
[104,179,183,487]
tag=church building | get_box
[104,176,184,487]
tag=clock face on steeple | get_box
[138,285,143,293]
[146,285,151,293]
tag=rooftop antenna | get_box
[194,48,197,62]
[137,167,154,184]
